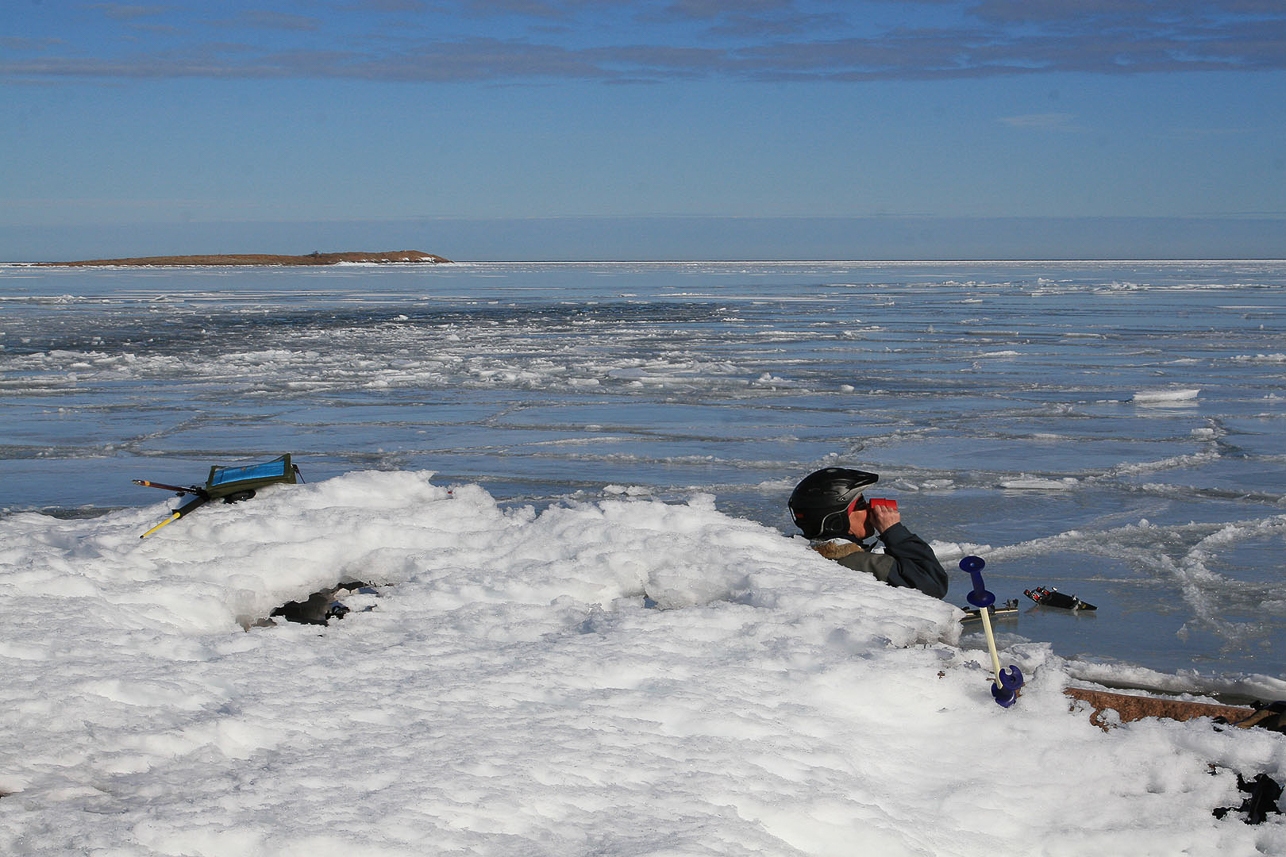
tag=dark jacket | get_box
[832,522,949,599]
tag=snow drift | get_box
[0,472,1281,855]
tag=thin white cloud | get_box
[1000,112,1079,130]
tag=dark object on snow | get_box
[272,591,349,626]
[1242,700,1286,734]
[1214,773,1284,825]
[135,454,302,538]
[1024,585,1095,611]
[270,582,377,626]
[961,598,1019,623]
[204,454,302,499]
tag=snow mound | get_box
[0,471,1281,855]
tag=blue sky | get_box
[2,0,1283,260]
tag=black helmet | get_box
[788,467,879,539]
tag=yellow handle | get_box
[978,605,1003,682]
[139,512,180,539]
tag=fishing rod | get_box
[132,479,207,497]
[138,494,210,538]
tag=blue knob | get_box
[960,556,994,609]
[992,666,1024,708]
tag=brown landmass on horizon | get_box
[40,250,451,267]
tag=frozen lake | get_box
[2,259,1284,680]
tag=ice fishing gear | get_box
[1024,586,1096,611]
[960,556,1024,708]
[136,454,302,538]
[138,493,211,538]
[132,479,204,496]
[961,598,1019,624]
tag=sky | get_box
[1,0,1284,260]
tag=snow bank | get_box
[0,472,1282,855]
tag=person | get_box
[788,467,948,599]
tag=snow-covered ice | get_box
[1133,388,1201,405]
[1,472,1282,855]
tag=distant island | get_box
[40,250,452,267]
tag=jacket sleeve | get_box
[835,523,949,599]
[878,522,949,598]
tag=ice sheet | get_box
[3,260,1284,678]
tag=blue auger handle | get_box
[960,555,994,609]
[960,555,1026,707]
[992,666,1024,708]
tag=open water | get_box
[1,260,1283,682]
